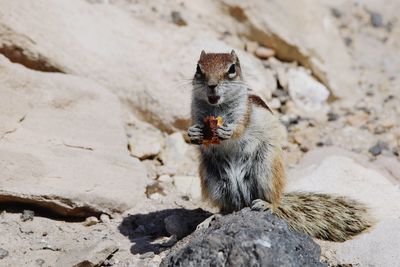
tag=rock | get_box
[329,219,400,266]
[374,155,400,183]
[288,147,400,221]
[160,133,188,171]
[158,174,173,183]
[145,182,165,199]
[0,248,9,259]
[161,209,324,267]
[222,0,359,101]
[266,98,281,110]
[83,216,99,227]
[287,68,329,114]
[368,141,388,156]
[330,7,342,18]
[345,112,369,127]
[254,46,275,59]
[139,252,155,259]
[369,144,382,156]
[103,258,115,266]
[56,239,118,267]
[126,118,164,160]
[287,148,400,267]
[369,11,384,28]
[35,259,45,266]
[157,165,178,177]
[0,1,274,131]
[173,176,202,200]
[159,132,199,176]
[0,56,147,217]
[171,11,187,26]
[20,210,34,222]
[140,159,160,180]
[327,111,339,122]
[100,214,111,224]
[244,40,258,54]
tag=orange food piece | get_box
[202,116,223,146]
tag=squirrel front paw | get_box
[216,124,234,140]
[188,124,204,145]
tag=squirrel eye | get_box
[228,64,236,75]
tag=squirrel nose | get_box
[208,84,217,92]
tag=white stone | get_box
[222,0,360,101]
[160,133,188,171]
[289,148,400,267]
[158,175,173,183]
[126,118,164,160]
[0,56,147,216]
[287,68,329,113]
[83,216,99,227]
[173,176,202,200]
[0,1,274,131]
[100,214,111,224]
[255,47,275,59]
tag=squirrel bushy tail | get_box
[272,192,373,242]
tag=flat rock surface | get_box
[288,148,400,266]
[221,0,359,101]
[161,208,324,267]
[0,56,147,217]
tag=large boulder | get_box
[161,209,324,267]
[0,0,274,132]
[287,148,400,266]
[221,0,359,101]
[0,56,147,217]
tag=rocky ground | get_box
[0,0,399,266]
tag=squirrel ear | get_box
[231,50,238,62]
[200,50,206,59]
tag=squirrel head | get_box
[193,50,245,106]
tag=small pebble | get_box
[103,258,116,266]
[21,210,34,222]
[83,216,99,226]
[171,11,187,26]
[370,11,384,28]
[100,214,111,223]
[368,141,388,156]
[330,7,342,18]
[255,47,275,59]
[140,251,155,259]
[158,174,173,183]
[0,248,9,259]
[267,98,281,109]
[316,141,324,147]
[35,258,45,266]
[327,112,339,122]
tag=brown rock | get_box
[254,46,275,59]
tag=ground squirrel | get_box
[187,50,373,242]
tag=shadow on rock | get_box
[118,208,211,255]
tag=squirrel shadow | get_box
[118,208,211,255]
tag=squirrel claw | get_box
[216,124,234,140]
[188,124,204,144]
[251,199,271,211]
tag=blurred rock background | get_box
[0,0,399,266]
